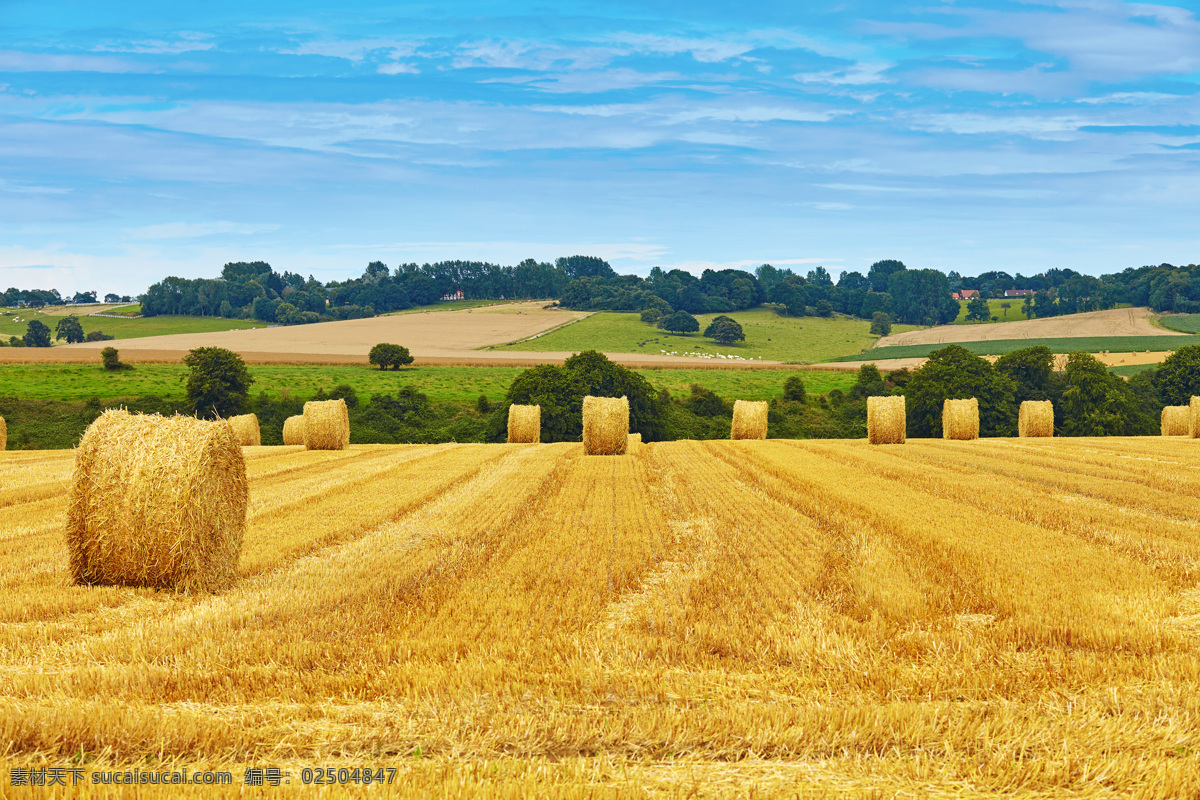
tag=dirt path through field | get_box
[877,307,1181,347]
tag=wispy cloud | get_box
[126,221,281,240]
[0,49,151,73]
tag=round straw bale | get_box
[731,400,768,440]
[582,395,628,455]
[282,414,305,445]
[942,398,979,440]
[867,395,905,444]
[0,415,5,452]
[303,399,350,450]
[65,410,247,592]
[507,404,541,443]
[227,413,261,447]
[1191,396,1200,439]
[1161,406,1189,437]
[1019,400,1054,438]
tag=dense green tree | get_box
[100,347,127,371]
[684,384,729,417]
[994,346,1055,402]
[888,269,959,325]
[54,315,85,343]
[868,259,906,293]
[869,312,892,336]
[965,297,990,322]
[903,345,1017,437]
[183,347,254,418]
[1154,344,1200,406]
[368,343,413,370]
[782,375,806,402]
[815,299,834,318]
[703,315,744,343]
[848,364,888,400]
[640,308,662,325]
[24,320,51,348]
[1060,352,1153,436]
[659,310,699,335]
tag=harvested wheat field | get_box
[4,438,1200,798]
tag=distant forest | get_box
[7,257,1200,328]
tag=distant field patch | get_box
[0,309,266,342]
[833,335,1200,362]
[0,363,856,403]
[497,308,918,363]
[1158,313,1200,334]
[951,298,1030,324]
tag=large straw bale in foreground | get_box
[627,432,642,452]
[0,415,5,452]
[730,400,768,440]
[1019,400,1054,438]
[942,398,979,440]
[507,404,541,443]
[66,410,248,592]
[583,395,628,455]
[303,399,350,451]
[1192,397,1200,439]
[867,396,905,444]
[227,413,260,447]
[282,414,305,445]
[1161,406,1189,437]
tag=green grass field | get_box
[0,363,856,404]
[495,308,918,363]
[1158,313,1200,334]
[951,298,1030,324]
[833,335,1200,362]
[0,309,266,342]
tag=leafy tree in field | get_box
[1000,301,1012,319]
[1061,352,1153,436]
[903,345,1017,437]
[100,347,131,371]
[659,310,699,335]
[502,350,663,442]
[869,312,892,336]
[54,315,85,343]
[640,308,662,325]
[1154,344,1200,406]
[368,343,413,370]
[965,297,990,322]
[815,299,834,318]
[703,315,745,344]
[848,364,888,400]
[782,375,806,402]
[85,330,114,342]
[183,347,254,418]
[994,346,1055,402]
[24,320,51,347]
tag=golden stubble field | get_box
[3,438,1200,798]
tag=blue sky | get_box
[1,0,1199,296]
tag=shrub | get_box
[368,342,413,370]
[782,375,806,403]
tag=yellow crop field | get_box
[3,438,1200,798]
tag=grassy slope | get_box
[0,309,266,341]
[834,335,1200,362]
[951,298,1030,324]
[0,363,856,403]
[1158,313,1200,334]
[495,308,918,363]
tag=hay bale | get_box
[1191,396,1200,439]
[1019,400,1054,438]
[282,414,305,445]
[303,399,350,451]
[942,398,979,440]
[1161,406,1189,437]
[227,413,260,447]
[867,395,905,444]
[0,415,5,452]
[507,404,541,443]
[582,395,628,455]
[731,400,768,440]
[65,410,248,592]
[627,432,642,452]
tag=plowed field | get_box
[4,439,1200,798]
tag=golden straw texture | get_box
[582,395,628,455]
[1191,396,1200,439]
[1161,406,1189,437]
[730,400,768,440]
[507,404,541,443]
[867,395,905,444]
[942,398,980,440]
[282,414,305,445]
[1019,401,1054,437]
[227,413,261,447]
[627,432,642,452]
[0,415,5,452]
[65,409,248,593]
[303,399,350,451]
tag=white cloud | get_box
[0,49,151,73]
[93,34,215,55]
[125,221,281,240]
[794,61,894,86]
[378,62,419,75]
